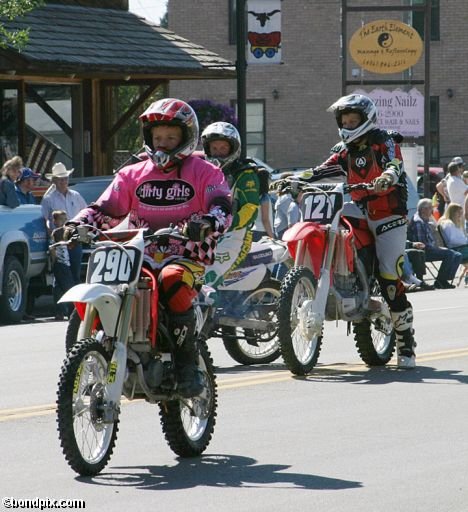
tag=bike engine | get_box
[334,272,357,293]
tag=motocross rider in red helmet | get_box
[67,98,232,396]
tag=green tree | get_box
[114,84,166,153]
[0,0,44,50]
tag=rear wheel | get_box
[56,338,118,476]
[221,279,281,365]
[277,266,322,375]
[354,293,395,365]
[159,341,217,457]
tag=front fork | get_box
[298,228,338,338]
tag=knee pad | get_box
[378,277,410,312]
[159,264,198,313]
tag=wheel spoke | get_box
[278,267,322,375]
[57,340,118,475]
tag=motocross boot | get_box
[170,309,204,398]
[391,306,416,369]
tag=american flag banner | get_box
[247,0,282,65]
[26,133,60,176]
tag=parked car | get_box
[69,175,115,205]
[0,204,50,323]
[416,165,444,198]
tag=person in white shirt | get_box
[438,202,468,260]
[41,162,87,284]
[446,159,468,212]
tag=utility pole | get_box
[236,0,247,159]
[423,1,431,199]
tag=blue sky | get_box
[128,0,167,24]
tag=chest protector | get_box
[337,142,407,220]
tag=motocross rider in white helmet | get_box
[201,122,260,289]
[301,94,416,369]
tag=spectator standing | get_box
[41,163,87,285]
[408,198,462,289]
[15,167,41,204]
[286,186,303,228]
[462,171,468,229]
[273,173,294,239]
[252,168,275,241]
[49,210,75,321]
[435,163,450,216]
[446,158,468,212]
[0,155,22,208]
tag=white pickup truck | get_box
[0,204,50,323]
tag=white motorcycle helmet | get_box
[140,98,199,172]
[201,122,241,170]
[327,94,377,144]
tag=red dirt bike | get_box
[276,180,396,375]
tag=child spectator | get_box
[49,210,75,320]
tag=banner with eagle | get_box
[247,0,282,64]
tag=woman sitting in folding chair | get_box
[438,203,468,286]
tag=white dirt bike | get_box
[56,226,217,476]
[196,237,291,365]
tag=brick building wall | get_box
[168,0,468,170]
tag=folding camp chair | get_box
[437,224,468,286]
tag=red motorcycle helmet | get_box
[140,98,199,171]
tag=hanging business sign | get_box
[247,0,282,64]
[353,88,424,138]
[349,19,423,74]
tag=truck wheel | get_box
[0,257,26,324]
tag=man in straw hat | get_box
[41,162,87,286]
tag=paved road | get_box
[1,286,467,512]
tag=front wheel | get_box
[277,266,322,375]
[160,341,217,457]
[56,338,118,476]
[221,279,281,365]
[65,306,101,353]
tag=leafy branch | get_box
[0,0,44,50]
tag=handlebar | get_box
[272,177,375,195]
[49,224,191,250]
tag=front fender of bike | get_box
[59,283,122,334]
[282,222,326,278]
